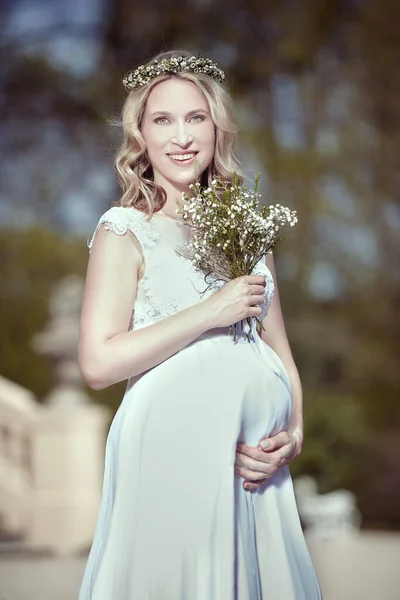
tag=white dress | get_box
[79,205,322,600]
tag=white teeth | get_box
[169,153,196,161]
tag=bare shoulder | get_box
[265,250,276,276]
[80,214,143,350]
[88,217,143,270]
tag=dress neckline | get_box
[154,210,181,222]
[127,206,193,247]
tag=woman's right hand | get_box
[204,275,266,329]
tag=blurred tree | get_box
[0,227,125,412]
[290,391,370,494]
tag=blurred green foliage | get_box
[0,228,126,412]
[291,393,370,492]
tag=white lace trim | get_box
[87,206,158,255]
[252,259,275,320]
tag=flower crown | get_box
[122,56,226,91]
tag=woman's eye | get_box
[154,115,205,124]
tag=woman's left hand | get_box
[235,431,303,492]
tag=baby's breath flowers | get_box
[123,56,225,91]
[177,173,298,342]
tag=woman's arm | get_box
[260,252,303,441]
[234,252,304,491]
[80,220,267,391]
[78,225,213,390]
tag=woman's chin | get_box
[167,172,205,189]
[154,161,210,190]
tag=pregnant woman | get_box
[78,49,322,599]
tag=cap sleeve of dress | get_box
[251,254,275,319]
[87,206,158,255]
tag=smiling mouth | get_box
[167,152,199,162]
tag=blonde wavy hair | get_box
[114,50,243,217]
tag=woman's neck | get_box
[157,207,182,221]
[153,174,193,221]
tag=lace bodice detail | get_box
[87,206,275,331]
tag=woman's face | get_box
[141,78,215,189]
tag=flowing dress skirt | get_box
[79,328,322,599]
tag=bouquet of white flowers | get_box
[177,174,298,342]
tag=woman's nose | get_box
[171,122,193,146]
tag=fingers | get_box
[236,448,289,471]
[236,453,291,492]
[249,289,265,301]
[248,306,263,317]
[245,280,265,307]
[249,295,265,307]
[248,284,266,295]
[236,443,270,464]
[234,464,269,481]
[238,439,292,463]
[235,442,293,478]
[243,478,267,492]
[235,448,278,481]
[258,431,291,452]
[235,436,298,493]
[243,275,266,286]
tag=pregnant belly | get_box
[200,330,293,446]
[126,327,292,449]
